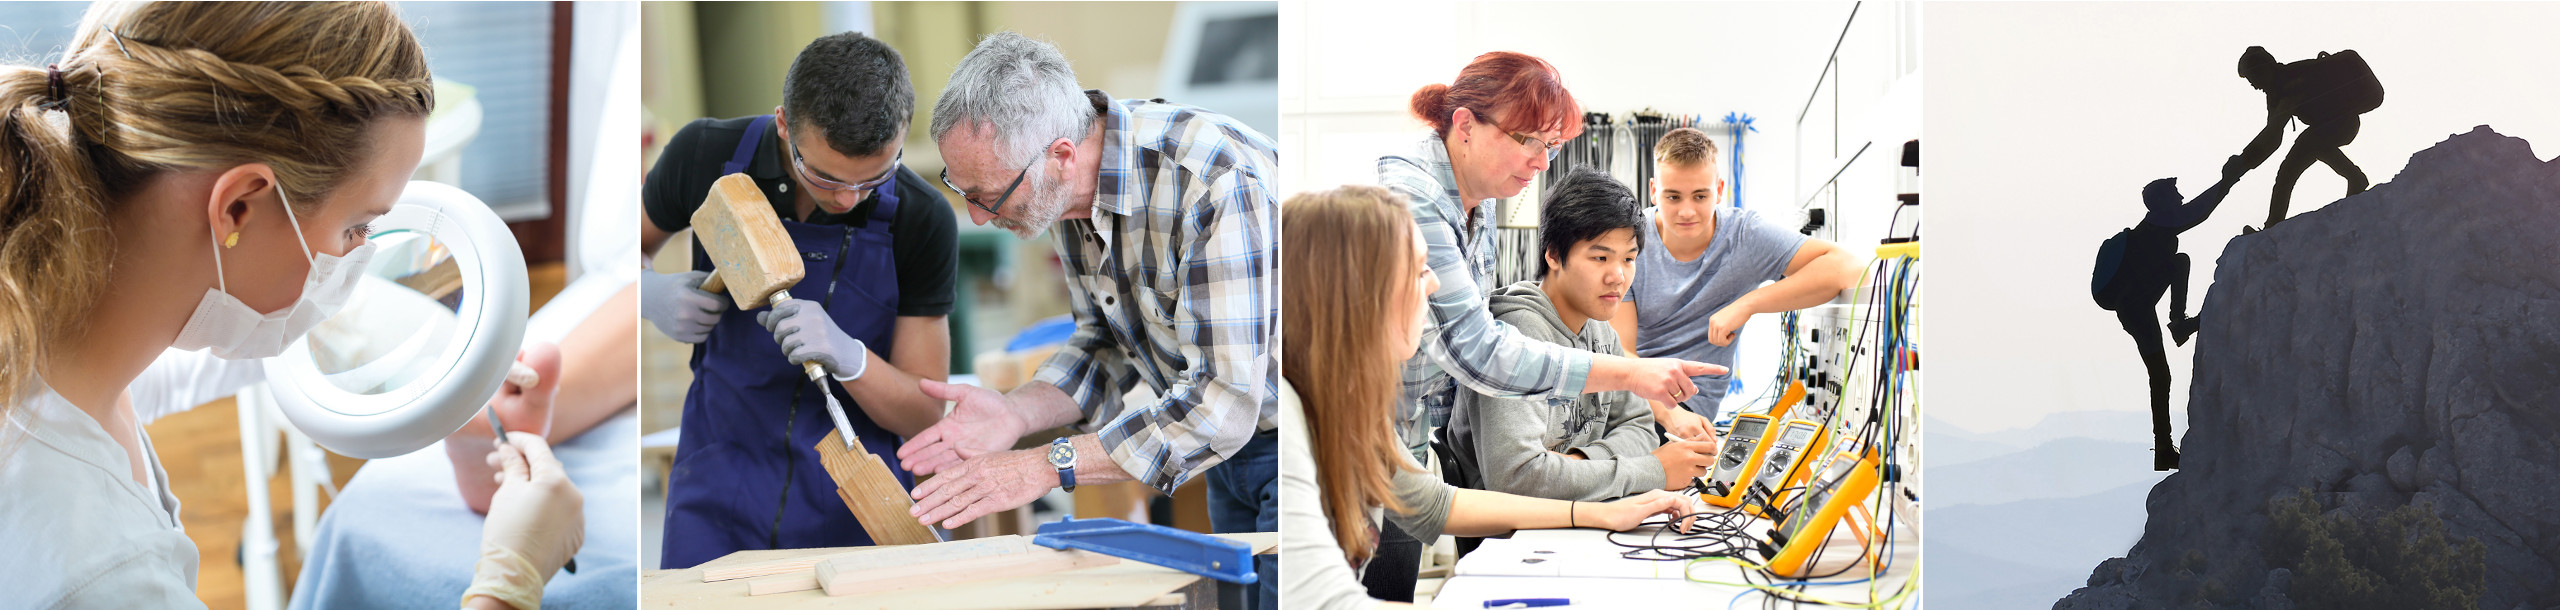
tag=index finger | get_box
[1680,360,1730,377]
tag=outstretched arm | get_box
[2237,103,2289,171]
[2155,157,2247,233]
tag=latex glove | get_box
[448,344,563,514]
[756,298,867,381]
[898,379,1033,475]
[1580,489,1699,531]
[465,432,584,610]
[641,269,725,343]
[907,447,1056,529]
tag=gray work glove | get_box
[758,298,869,381]
[641,269,726,343]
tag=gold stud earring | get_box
[224,232,240,249]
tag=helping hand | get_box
[757,298,866,380]
[897,379,1033,475]
[907,448,1056,529]
[641,269,727,343]
[2222,154,2250,182]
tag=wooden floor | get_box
[153,263,569,609]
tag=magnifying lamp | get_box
[262,180,530,459]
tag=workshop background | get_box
[636,0,1280,572]
[1281,1,1920,604]
[0,2,641,609]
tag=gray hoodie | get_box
[1446,281,1665,501]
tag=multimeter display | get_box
[1780,426,1815,445]
[1732,417,1769,441]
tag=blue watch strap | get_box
[1050,437,1078,492]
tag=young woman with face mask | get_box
[0,3,580,608]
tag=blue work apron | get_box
[662,114,910,569]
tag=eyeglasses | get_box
[790,140,900,193]
[941,154,1038,217]
[1506,131,1564,162]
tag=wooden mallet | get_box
[690,173,939,545]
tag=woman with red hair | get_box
[1365,51,1726,600]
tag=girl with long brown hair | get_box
[1277,185,1698,609]
[0,3,578,608]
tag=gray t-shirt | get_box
[1630,205,1806,412]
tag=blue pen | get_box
[1484,599,1570,609]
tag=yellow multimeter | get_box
[1741,419,1824,518]
[1762,451,1883,578]
[1774,426,1840,508]
[1703,413,1776,507]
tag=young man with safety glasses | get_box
[635,31,959,569]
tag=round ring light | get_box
[262,180,529,458]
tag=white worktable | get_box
[1432,511,1917,609]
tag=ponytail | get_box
[0,66,114,406]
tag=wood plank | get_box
[815,428,941,546]
[814,547,1119,597]
[744,574,818,596]
[642,533,1271,610]
[704,535,1033,582]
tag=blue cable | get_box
[1722,112,1757,209]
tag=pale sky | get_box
[1928,2,2560,435]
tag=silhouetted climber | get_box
[2094,156,2245,471]
[2233,46,2384,232]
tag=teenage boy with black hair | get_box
[1448,166,1722,500]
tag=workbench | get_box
[1434,513,1917,608]
[641,532,1276,609]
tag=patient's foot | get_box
[446,342,563,514]
[2155,441,2181,471]
[2169,316,2201,346]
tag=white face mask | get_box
[171,185,376,360]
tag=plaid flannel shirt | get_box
[1376,132,1593,456]
[1033,92,1280,495]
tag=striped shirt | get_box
[1377,132,1593,456]
[1033,91,1281,495]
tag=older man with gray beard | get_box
[896,32,1282,608]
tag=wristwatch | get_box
[1047,436,1078,492]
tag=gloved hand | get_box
[447,343,563,515]
[757,298,868,381]
[641,269,725,343]
[464,432,584,610]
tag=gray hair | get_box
[929,32,1095,166]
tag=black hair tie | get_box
[40,64,66,111]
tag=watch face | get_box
[1048,444,1074,467]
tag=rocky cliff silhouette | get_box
[2058,126,2560,609]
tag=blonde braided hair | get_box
[0,1,431,406]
